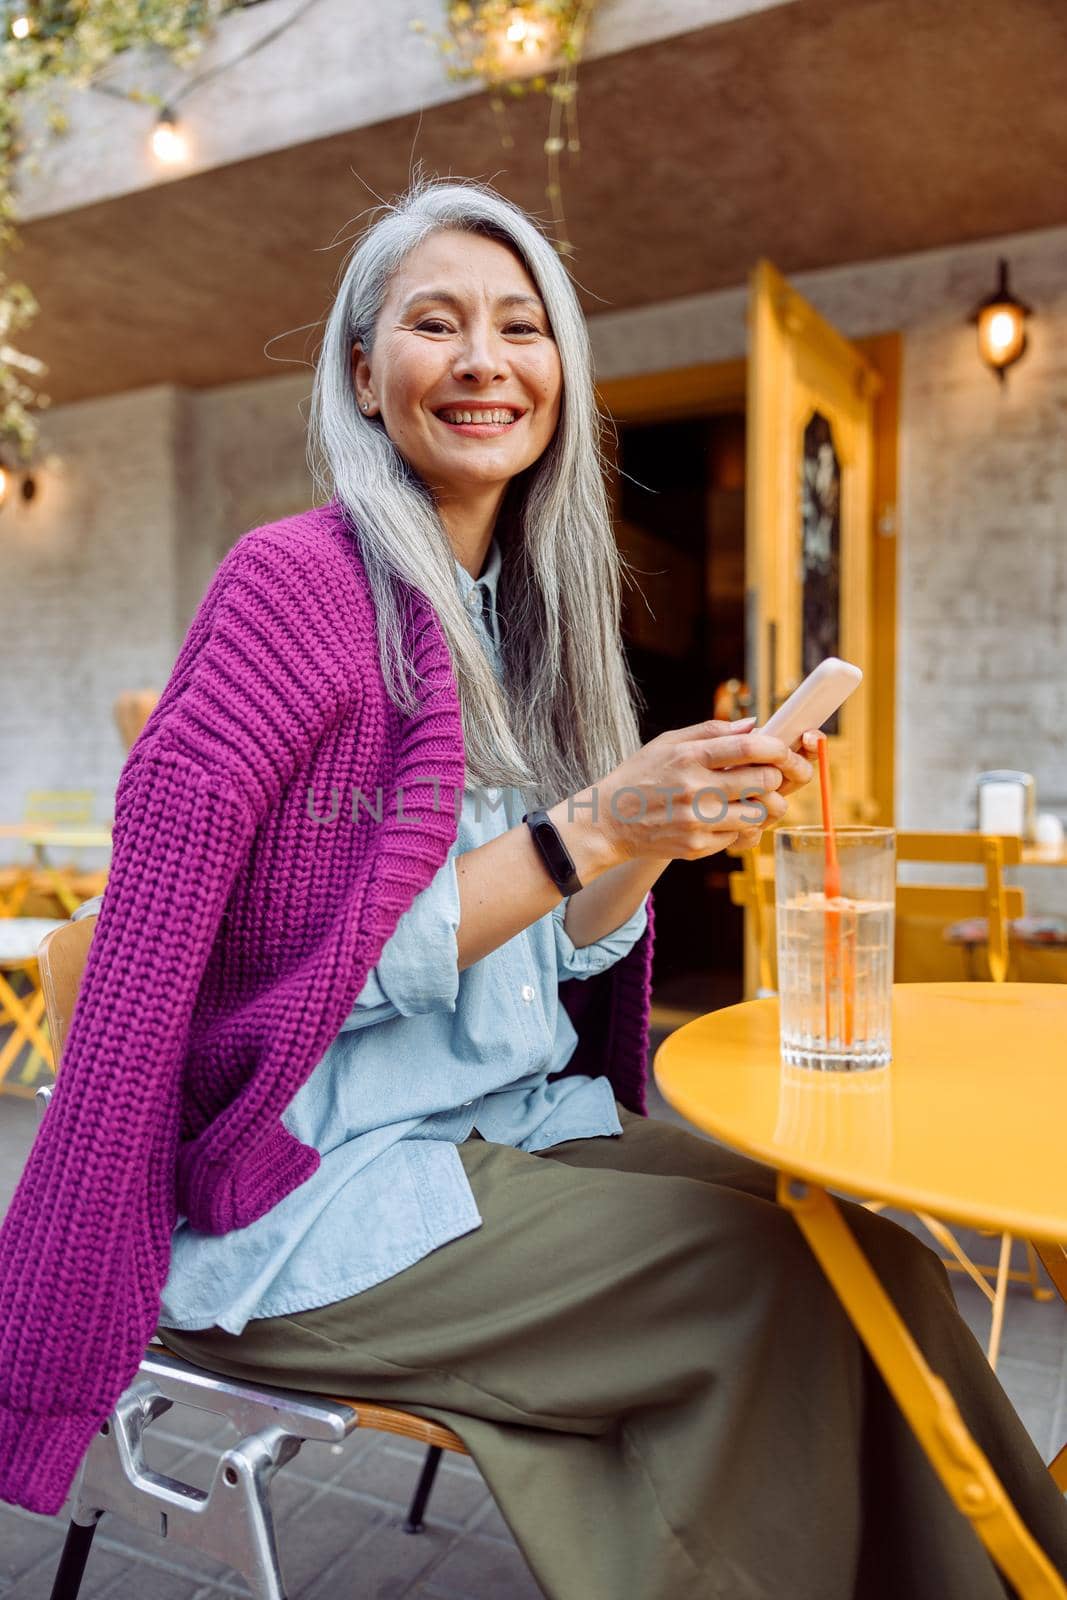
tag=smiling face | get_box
[352,228,563,510]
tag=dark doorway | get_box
[614,412,747,1017]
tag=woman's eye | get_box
[414,319,542,336]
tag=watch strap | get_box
[522,809,583,897]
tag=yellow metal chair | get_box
[5,791,107,919]
[898,830,1020,984]
[0,866,33,919]
[113,689,160,753]
[35,908,474,1600]
[0,916,64,1097]
[730,830,1052,1368]
[23,790,95,828]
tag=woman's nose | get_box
[452,327,509,385]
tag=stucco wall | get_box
[2,223,1064,886]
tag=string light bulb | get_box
[150,106,189,166]
[10,14,31,39]
[498,7,556,70]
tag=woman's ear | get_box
[351,341,375,414]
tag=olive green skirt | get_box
[159,1105,1067,1600]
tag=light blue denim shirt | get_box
[158,534,649,1334]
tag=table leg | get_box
[0,969,53,1082]
[778,1174,1067,1600]
[34,864,82,917]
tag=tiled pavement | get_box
[1,1049,1064,1600]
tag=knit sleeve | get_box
[0,521,369,1516]
[0,747,258,1518]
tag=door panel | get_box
[746,260,880,822]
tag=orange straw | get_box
[816,736,854,1046]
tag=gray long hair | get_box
[307,174,645,806]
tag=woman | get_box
[1,178,1064,1600]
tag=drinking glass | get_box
[774,826,895,1071]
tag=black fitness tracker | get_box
[522,809,583,897]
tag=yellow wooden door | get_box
[746,260,881,823]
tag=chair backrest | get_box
[113,690,160,752]
[731,829,1025,993]
[738,846,775,996]
[36,915,97,1071]
[896,831,1023,983]
[23,789,95,827]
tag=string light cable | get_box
[82,0,327,161]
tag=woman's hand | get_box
[573,716,817,869]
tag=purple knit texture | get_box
[0,502,655,1516]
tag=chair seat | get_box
[943,917,990,947]
[1010,915,1067,947]
[318,1396,470,1454]
[151,1340,469,1455]
[944,914,1067,949]
[0,917,66,965]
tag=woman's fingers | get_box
[695,764,785,802]
[694,732,814,793]
[777,730,822,795]
[690,798,782,845]
[600,719,818,866]
[658,715,756,746]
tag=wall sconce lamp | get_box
[970,258,1032,383]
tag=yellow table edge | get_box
[653,984,1067,1244]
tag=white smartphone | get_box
[760,657,863,748]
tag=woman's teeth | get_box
[437,409,519,425]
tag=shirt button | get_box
[521,984,535,1003]
[466,589,480,611]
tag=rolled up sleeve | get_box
[340,855,462,1030]
[552,894,649,982]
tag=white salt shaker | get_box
[976,771,1036,839]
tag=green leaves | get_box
[0,0,242,461]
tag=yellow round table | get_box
[654,983,1067,1600]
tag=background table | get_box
[0,824,112,918]
[654,983,1067,1599]
[0,823,113,866]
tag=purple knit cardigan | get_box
[0,502,655,1516]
